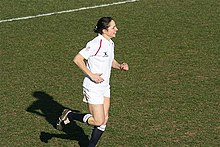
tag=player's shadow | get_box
[26,91,89,147]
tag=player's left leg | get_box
[88,97,110,147]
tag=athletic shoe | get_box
[56,109,72,130]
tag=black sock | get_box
[67,112,92,123]
[88,126,105,147]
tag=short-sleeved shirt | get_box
[79,34,114,89]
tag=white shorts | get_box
[82,86,110,104]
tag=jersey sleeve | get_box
[79,41,99,60]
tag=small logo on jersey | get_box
[103,52,108,57]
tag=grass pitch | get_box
[1,0,219,146]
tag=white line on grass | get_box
[0,0,139,23]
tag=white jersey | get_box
[79,34,114,89]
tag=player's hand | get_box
[91,73,104,84]
[120,63,129,71]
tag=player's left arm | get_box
[112,59,129,71]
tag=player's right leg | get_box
[56,88,104,130]
[56,109,92,130]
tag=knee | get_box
[94,117,105,126]
[93,114,109,126]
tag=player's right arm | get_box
[73,53,104,83]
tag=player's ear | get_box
[102,28,108,34]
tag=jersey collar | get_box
[98,34,113,44]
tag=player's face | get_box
[103,20,118,40]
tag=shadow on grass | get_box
[26,91,89,147]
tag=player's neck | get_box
[102,34,111,41]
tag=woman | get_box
[57,17,129,147]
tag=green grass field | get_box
[1,0,220,146]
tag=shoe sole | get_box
[60,109,71,121]
[56,109,71,130]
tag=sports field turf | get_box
[1,0,219,146]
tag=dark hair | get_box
[94,17,113,34]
